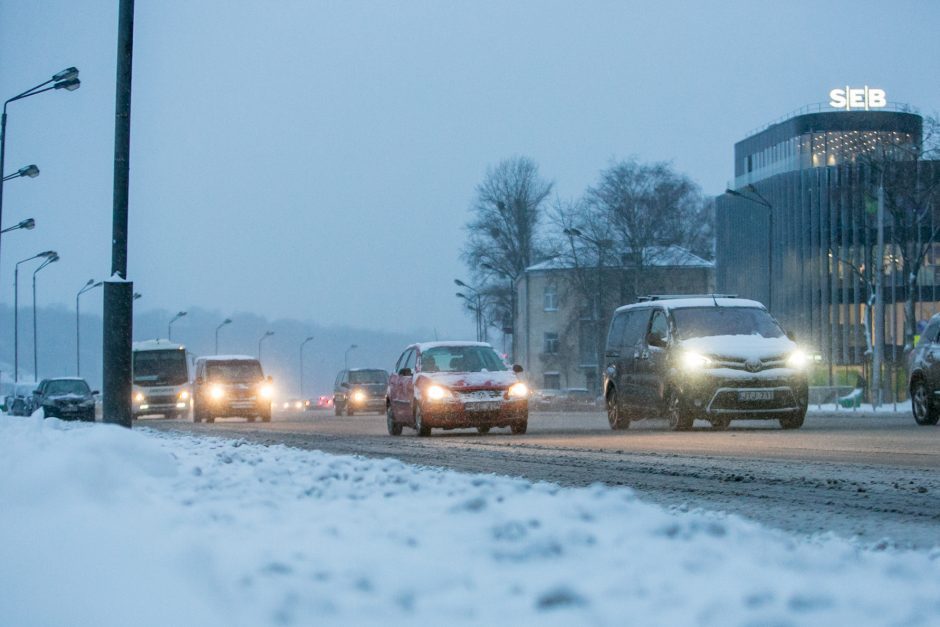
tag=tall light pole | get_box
[725,186,774,311]
[258,331,275,361]
[1,68,79,281]
[14,250,55,382]
[215,318,232,354]
[32,253,59,380]
[76,279,103,376]
[299,335,314,397]
[2,164,39,182]
[345,344,358,370]
[455,278,486,341]
[168,311,187,341]
[1,217,36,234]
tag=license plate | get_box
[466,401,501,412]
[738,390,773,401]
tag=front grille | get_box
[148,394,176,405]
[713,355,787,372]
[707,387,798,412]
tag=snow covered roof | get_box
[616,297,766,313]
[415,341,494,351]
[133,339,186,351]
[525,245,713,272]
[196,355,258,362]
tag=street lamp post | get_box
[76,279,103,376]
[725,186,774,311]
[299,336,314,397]
[168,311,187,341]
[13,250,55,382]
[345,344,358,370]
[258,331,274,361]
[32,253,59,380]
[214,318,232,354]
[2,164,39,182]
[1,217,35,234]
[455,278,487,341]
[0,68,79,280]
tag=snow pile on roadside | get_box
[1,417,938,627]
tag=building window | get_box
[543,372,561,390]
[544,332,559,355]
[543,283,558,311]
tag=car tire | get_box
[247,416,256,423]
[334,404,343,416]
[387,405,402,436]
[476,426,490,435]
[911,380,939,426]
[261,410,271,423]
[710,416,731,430]
[206,415,215,424]
[414,405,431,437]
[665,389,694,431]
[346,407,355,416]
[510,420,527,435]
[606,389,630,430]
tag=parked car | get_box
[908,313,940,426]
[280,398,305,411]
[192,355,273,423]
[32,377,98,421]
[386,341,529,436]
[4,381,39,416]
[532,388,562,411]
[333,368,389,415]
[603,295,809,431]
[557,388,598,411]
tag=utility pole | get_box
[103,0,136,427]
[872,180,885,409]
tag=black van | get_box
[603,296,809,430]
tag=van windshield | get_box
[672,307,784,340]
[207,361,263,382]
[134,349,189,386]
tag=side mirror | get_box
[195,376,204,385]
[91,390,100,396]
[646,332,667,348]
[512,364,524,374]
[267,375,273,383]
[340,381,350,388]
[32,389,40,395]
[398,367,412,377]
[786,330,796,341]
[605,350,620,358]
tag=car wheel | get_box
[387,405,402,436]
[334,404,343,416]
[665,389,693,431]
[607,389,630,430]
[82,411,95,422]
[247,416,256,423]
[346,407,355,416]
[710,416,731,430]
[206,415,215,424]
[261,410,271,423]
[476,426,490,435]
[414,405,431,437]
[911,381,939,426]
[510,420,527,435]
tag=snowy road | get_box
[148,409,940,549]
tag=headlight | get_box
[210,385,225,400]
[352,390,366,402]
[178,390,189,401]
[133,392,145,403]
[425,385,449,401]
[507,382,529,399]
[681,351,713,371]
[787,350,809,369]
[294,401,303,409]
[259,384,274,399]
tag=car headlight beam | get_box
[507,382,529,399]
[210,385,225,400]
[786,349,810,369]
[680,351,712,371]
[259,384,274,399]
[426,385,449,401]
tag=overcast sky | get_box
[1,0,939,337]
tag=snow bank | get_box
[1,417,938,627]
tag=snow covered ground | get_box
[1,416,938,627]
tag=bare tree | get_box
[461,157,553,353]
[586,159,713,294]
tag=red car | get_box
[386,341,529,436]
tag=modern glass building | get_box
[716,107,940,376]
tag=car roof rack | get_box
[637,294,738,302]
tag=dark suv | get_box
[908,313,940,426]
[603,296,809,431]
[192,356,273,423]
[333,368,389,415]
[33,377,98,421]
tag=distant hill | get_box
[0,304,458,397]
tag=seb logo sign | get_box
[829,86,887,111]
